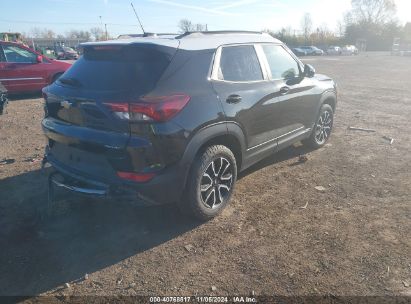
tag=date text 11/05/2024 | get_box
[149,296,257,303]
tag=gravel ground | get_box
[0,53,410,298]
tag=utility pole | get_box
[99,15,104,40]
[105,23,108,40]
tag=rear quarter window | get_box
[218,45,263,82]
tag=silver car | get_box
[326,46,342,55]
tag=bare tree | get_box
[301,13,313,43]
[195,24,205,31]
[29,28,56,39]
[90,27,104,41]
[43,29,56,39]
[66,30,91,40]
[30,27,43,38]
[178,19,194,33]
[351,0,396,25]
[336,20,346,37]
[405,22,411,40]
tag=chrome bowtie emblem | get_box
[61,100,73,109]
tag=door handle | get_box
[279,86,290,95]
[226,94,242,104]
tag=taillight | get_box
[117,171,156,183]
[104,94,190,122]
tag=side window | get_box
[262,45,300,79]
[218,45,263,82]
[2,45,37,63]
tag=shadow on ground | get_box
[7,92,43,101]
[0,143,312,296]
[239,143,315,179]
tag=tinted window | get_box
[3,45,37,63]
[262,45,300,79]
[59,45,172,92]
[219,45,263,82]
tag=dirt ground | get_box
[0,53,410,299]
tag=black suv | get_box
[42,31,337,220]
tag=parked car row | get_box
[55,46,79,60]
[292,45,359,57]
[0,41,71,94]
[292,46,324,56]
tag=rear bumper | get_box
[42,116,190,205]
[45,150,187,205]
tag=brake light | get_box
[104,94,190,122]
[117,171,156,183]
[92,45,122,51]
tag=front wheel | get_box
[181,145,237,221]
[303,104,334,148]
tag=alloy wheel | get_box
[315,110,333,145]
[200,157,233,209]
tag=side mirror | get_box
[304,64,315,78]
[36,55,43,63]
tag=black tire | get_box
[180,145,237,221]
[303,104,334,149]
[51,73,63,84]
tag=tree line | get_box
[21,0,411,51]
[24,27,109,41]
[272,0,410,50]
[179,0,410,51]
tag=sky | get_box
[1,0,410,37]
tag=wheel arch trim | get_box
[178,121,246,191]
[319,89,337,111]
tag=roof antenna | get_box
[131,2,146,35]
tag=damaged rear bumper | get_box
[43,151,185,206]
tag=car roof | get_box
[81,31,281,51]
[0,41,25,46]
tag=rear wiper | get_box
[58,77,82,87]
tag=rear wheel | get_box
[303,104,334,148]
[181,145,237,221]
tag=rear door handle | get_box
[226,94,242,104]
[280,86,290,95]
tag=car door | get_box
[0,44,48,93]
[211,44,281,151]
[259,44,318,145]
[0,46,8,93]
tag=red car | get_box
[0,41,71,94]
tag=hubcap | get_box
[200,157,233,209]
[315,110,333,144]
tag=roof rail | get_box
[176,30,263,39]
[117,33,179,39]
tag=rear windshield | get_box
[59,44,173,92]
